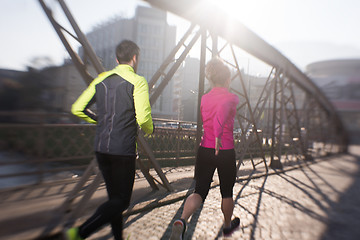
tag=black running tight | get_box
[194,146,236,201]
[79,152,136,240]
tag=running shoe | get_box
[65,227,84,240]
[223,217,240,236]
[170,219,186,240]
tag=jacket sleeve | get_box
[133,76,153,134]
[71,80,98,124]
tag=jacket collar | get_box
[115,64,134,72]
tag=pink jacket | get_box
[200,87,239,150]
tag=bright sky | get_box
[1,0,360,72]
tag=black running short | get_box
[194,146,236,201]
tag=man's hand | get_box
[215,137,222,156]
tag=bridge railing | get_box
[0,114,197,189]
[0,111,343,191]
[0,121,94,189]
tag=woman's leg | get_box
[170,147,216,240]
[180,193,203,221]
[187,146,217,219]
[221,197,234,227]
[216,149,237,228]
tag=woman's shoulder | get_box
[226,92,239,104]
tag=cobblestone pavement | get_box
[2,148,359,240]
[84,146,360,240]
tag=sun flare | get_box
[209,0,273,27]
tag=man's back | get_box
[71,64,153,155]
[95,73,137,155]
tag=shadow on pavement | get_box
[222,170,268,239]
[229,149,360,240]
[320,152,360,240]
[230,171,268,240]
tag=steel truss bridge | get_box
[0,0,348,238]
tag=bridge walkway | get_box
[0,146,359,240]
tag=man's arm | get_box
[71,81,97,124]
[133,76,153,134]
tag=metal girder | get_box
[230,45,268,172]
[148,23,196,90]
[285,79,312,160]
[143,0,348,147]
[57,0,105,74]
[195,28,207,152]
[269,70,285,169]
[38,0,94,85]
[150,28,201,105]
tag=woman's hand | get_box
[215,137,222,156]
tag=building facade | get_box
[179,57,200,122]
[306,59,360,143]
[81,6,177,118]
[41,63,89,115]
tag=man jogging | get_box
[67,40,153,240]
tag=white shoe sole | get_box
[169,223,184,240]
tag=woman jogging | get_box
[170,57,240,239]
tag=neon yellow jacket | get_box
[71,64,153,155]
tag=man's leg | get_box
[110,212,123,239]
[78,153,135,240]
[77,152,112,239]
[108,155,135,239]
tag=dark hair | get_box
[116,40,140,64]
[205,58,231,86]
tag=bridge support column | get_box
[195,28,207,153]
